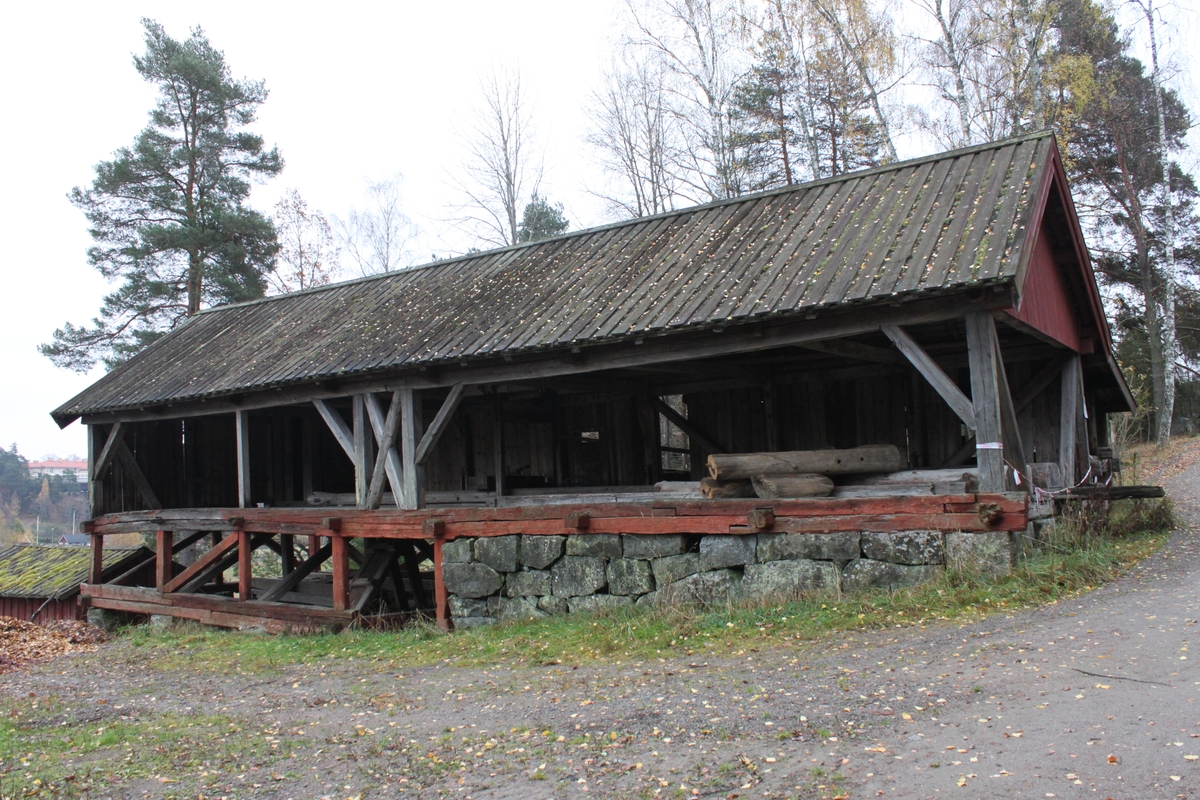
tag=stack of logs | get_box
[704,444,911,499]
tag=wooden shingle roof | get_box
[0,545,150,600]
[55,132,1060,423]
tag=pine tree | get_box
[518,195,570,243]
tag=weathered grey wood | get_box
[991,322,1029,480]
[400,388,421,510]
[365,391,403,510]
[1013,355,1068,414]
[1059,354,1080,486]
[353,396,369,509]
[93,420,125,480]
[965,311,1006,492]
[88,424,102,518]
[708,444,904,480]
[415,383,465,466]
[115,440,161,509]
[651,396,725,454]
[751,473,834,499]
[853,468,980,486]
[493,395,505,499]
[882,324,976,429]
[258,542,332,602]
[235,410,250,508]
[699,477,756,498]
[312,399,355,461]
[800,338,906,366]
[301,417,314,499]
[364,392,404,510]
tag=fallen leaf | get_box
[956,777,967,787]
[1107,755,1119,764]
[1095,684,1110,690]
[1186,755,1199,761]
[902,713,913,721]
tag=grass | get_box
[107,498,1176,678]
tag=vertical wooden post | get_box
[280,534,296,575]
[301,417,314,501]
[493,394,505,499]
[308,533,321,559]
[1059,354,1080,486]
[353,395,368,509]
[965,312,1006,493]
[427,519,448,630]
[88,531,104,585]
[87,425,101,519]
[155,530,173,591]
[237,526,252,601]
[236,410,251,508]
[331,535,350,612]
[399,388,421,510]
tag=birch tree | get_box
[335,176,419,275]
[269,189,340,293]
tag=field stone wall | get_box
[443,530,1015,627]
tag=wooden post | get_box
[1059,354,1079,486]
[281,533,296,575]
[155,530,173,591]
[89,531,104,585]
[965,312,1006,493]
[236,410,251,508]
[87,424,101,519]
[331,535,350,612]
[237,525,252,601]
[400,388,422,510]
[301,417,314,501]
[308,533,321,558]
[353,395,369,509]
[493,394,505,499]
[428,519,449,630]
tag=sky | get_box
[0,0,1195,462]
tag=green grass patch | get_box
[0,694,293,799]
[107,500,1174,677]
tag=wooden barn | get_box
[0,544,153,624]
[53,131,1132,632]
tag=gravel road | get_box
[5,467,1197,799]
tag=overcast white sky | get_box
[0,0,1194,462]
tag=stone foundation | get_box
[444,530,1016,626]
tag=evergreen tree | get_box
[518,194,569,242]
[42,19,283,372]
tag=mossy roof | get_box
[0,544,150,600]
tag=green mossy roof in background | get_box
[0,544,150,600]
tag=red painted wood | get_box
[155,530,172,590]
[1006,228,1081,350]
[163,534,238,593]
[331,536,350,612]
[433,535,449,631]
[89,533,104,585]
[769,512,1025,533]
[237,528,252,601]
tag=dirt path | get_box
[4,468,1199,799]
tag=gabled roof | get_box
[0,544,151,600]
[55,132,1066,424]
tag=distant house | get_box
[0,544,153,623]
[57,534,90,546]
[27,459,88,484]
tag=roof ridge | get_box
[196,130,1056,318]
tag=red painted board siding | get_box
[0,597,83,623]
[1005,229,1081,350]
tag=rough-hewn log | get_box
[700,478,756,498]
[708,445,904,480]
[853,469,979,489]
[1062,485,1164,500]
[751,474,834,499]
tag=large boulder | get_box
[443,538,475,564]
[568,594,633,615]
[756,532,861,563]
[521,535,565,569]
[551,556,608,597]
[448,595,498,618]
[699,535,757,570]
[661,569,740,607]
[443,563,504,598]
[861,531,944,565]
[506,569,551,597]
[566,534,623,558]
[946,532,1015,577]
[537,595,569,615]
[474,536,520,572]
[607,558,655,595]
[623,534,689,559]
[498,596,546,621]
[651,553,701,586]
[741,559,840,602]
[841,558,942,592]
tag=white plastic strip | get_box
[976,442,1004,450]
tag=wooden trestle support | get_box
[80,493,1028,633]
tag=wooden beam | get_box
[163,534,239,593]
[280,533,296,575]
[399,388,421,510]
[235,410,251,508]
[965,312,1006,493]
[87,425,103,519]
[882,325,976,430]
[366,391,403,510]
[258,541,332,602]
[89,533,104,585]
[78,292,1006,427]
[312,399,355,461]
[353,395,369,509]
[115,441,161,509]
[331,536,350,612]
[415,383,465,465]
[433,533,449,631]
[990,322,1028,478]
[93,420,124,479]
[799,339,906,366]
[364,392,404,507]
[1060,354,1080,486]
[650,396,726,454]
[493,394,505,499]
[155,530,173,590]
